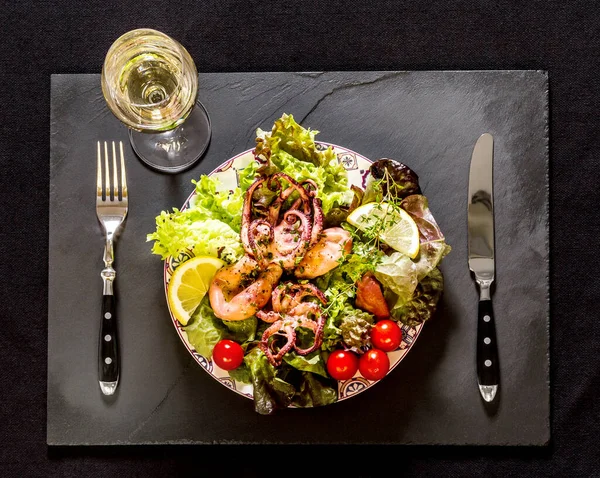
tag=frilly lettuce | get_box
[391,267,444,326]
[254,113,352,214]
[147,171,249,263]
[147,213,243,263]
[363,158,422,203]
[189,175,245,231]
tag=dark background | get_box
[0,0,597,476]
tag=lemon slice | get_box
[346,202,420,258]
[167,256,225,325]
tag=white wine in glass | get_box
[102,28,211,173]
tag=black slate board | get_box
[48,71,549,446]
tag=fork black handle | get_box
[99,294,119,395]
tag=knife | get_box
[467,133,499,402]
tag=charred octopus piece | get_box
[240,173,324,271]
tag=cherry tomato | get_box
[371,319,403,352]
[327,350,359,380]
[359,348,390,381]
[212,339,244,370]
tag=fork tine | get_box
[104,141,110,200]
[119,141,127,199]
[112,141,118,201]
[97,141,102,199]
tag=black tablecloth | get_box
[0,0,598,475]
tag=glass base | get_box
[129,100,211,173]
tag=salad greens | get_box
[147,113,450,415]
[254,114,353,214]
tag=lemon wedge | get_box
[346,202,420,258]
[167,256,225,325]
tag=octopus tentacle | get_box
[267,186,290,225]
[292,283,328,306]
[301,179,318,197]
[241,177,267,256]
[309,197,324,247]
[293,313,326,355]
[270,173,313,202]
[270,284,288,313]
[272,210,312,270]
[260,321,296,366]
[256,310,281,323]
[247,219,274,268]
[268,177,312,224]
[288,301,322,318]
[269,283,327,315]
[288,197,303,212]
[258,281,328,362]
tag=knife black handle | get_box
[477,299,499,400]
[99,294,119,395]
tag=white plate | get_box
[164,143,423,405]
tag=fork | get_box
[96,141,128,396]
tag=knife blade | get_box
[467,133,499,402]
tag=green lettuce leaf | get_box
[292,372,338,408]
[244,347,296,415]
[227,362,252,384]
[255,112,333,166]
[222,316,258,344]
[321,314,344,353]
[183,297,228,358]
[238,160,260,191]
[283,350,328,377]
[391,267,445,326]
[374,251,418,307]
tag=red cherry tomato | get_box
[212,339,244,370]
[359,348,390,381]
[371,319,403,352]
[327,350,359,380]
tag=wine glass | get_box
[101,28,211,173]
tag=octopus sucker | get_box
[240,177,268,256]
